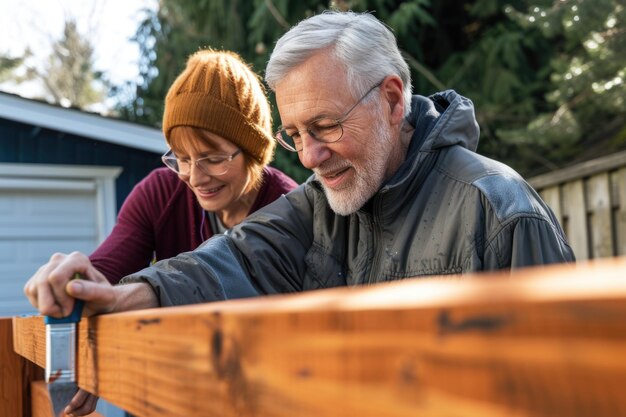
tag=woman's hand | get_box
[24,251,117,317]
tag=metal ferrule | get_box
[45,323,76,384]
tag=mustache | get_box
[313,158,352,177]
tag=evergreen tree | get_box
[118,0,625,180]
[0,53,26,83]
[502,0,626,172]
[1,19,106,110]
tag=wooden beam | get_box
[0,317,43,417]
[528,149,626,189]
[12,257,626,417]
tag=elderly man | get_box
[28,11,574,330]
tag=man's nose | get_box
[299,134,331,169]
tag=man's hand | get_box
[24,251,117,318]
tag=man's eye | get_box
[312,120,340,131]
[204,157,226,164]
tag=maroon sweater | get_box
[90,166,298,284]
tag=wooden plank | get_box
[30,381,104,417]
[561,179,589,259]
[12,316,46,368]
[539,186,563,226]
[12,257,626,417]
[612,168,626,256]
[528,149,626,189]
[585,173,614,258]
[1,317,43,417]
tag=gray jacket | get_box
[122,90,575,306]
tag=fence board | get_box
[539,186,562,221]
[561,180,588,259]
[0,317,42,417]
[612,167,626,256]
[12,316,46,368]
[529,151,626,260]
[585,173,613,257]
[528,150,626,189]
[11,258,626,417]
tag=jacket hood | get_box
[409,90,480,153]
[380,90,480,193]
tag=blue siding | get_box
[0,117,164,211]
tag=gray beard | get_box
[322,116,393,216]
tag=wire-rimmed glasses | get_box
[274,80,384,152]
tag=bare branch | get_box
[401,50,446,91]
[264,0,290,30]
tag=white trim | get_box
[95,176,118,240]
[0,163,122,179]
[0,163,122,241]
[0,178,95,191]
[0,92,167,154]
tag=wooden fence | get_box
[2,256,626,417]
[529,150,626,260]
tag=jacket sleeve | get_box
[120,185,314,306]
[483,216,576,269]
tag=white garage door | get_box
[0,163,120,316]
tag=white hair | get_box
[265,11,412,117]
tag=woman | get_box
[89,49,298,284]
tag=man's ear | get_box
[380,75,405,126]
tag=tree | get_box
[119,0,625,180]
[37,19,106,109]
[1,19,106,111]
[501,0,626,172]
[0,53,26,84]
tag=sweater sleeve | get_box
[90,170,174,284]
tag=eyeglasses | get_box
[275,80,384,152]
[161,148,242,177]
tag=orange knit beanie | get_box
[162,49,275,165]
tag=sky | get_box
[0,0,156,107]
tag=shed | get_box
[0,92,167,316]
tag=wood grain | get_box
[12,257,626,417]
[528,149,626,189]
[562,179,589,259]
[613,167,626,256]
[12,315,46,367]
[586,173,613,257]
[0,317,43,417]
[538,186,562,224]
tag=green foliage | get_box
[0,54,25,83]
[503,0,626,172]
[387,1,437,37]
[116,0,626,180]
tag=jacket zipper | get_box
[367,190,386,284]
